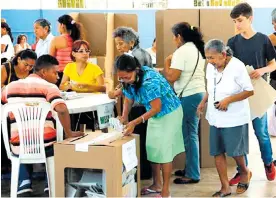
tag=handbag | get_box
[177,50,200,98]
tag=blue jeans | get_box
[237,113,273,172]
[17,146,54,186]
[180,92,204,180]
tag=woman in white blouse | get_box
[197,39,254,197]
[1,22,14,63]
[34,19,54,57]
[162,22,206,185]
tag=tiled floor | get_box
[1,126,276,197]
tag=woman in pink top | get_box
[49,14,83,86]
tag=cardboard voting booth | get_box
[54,132,140,197]
[156,9,237,168]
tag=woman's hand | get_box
[216,98,230,111]
[117,115,128,124]
[108,89,122,99]
[123,121,136,136]
[197,101,206,117]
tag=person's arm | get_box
[250,59,276,79]
[162,54,182,83]
[216,90,254,111]
[124,98,161,136]
[14,45,19,54]
[59,74,72,91]
[54,103,84,138]
[49,37,57,56]
[78,74,106,93]
[1,44,7,53]
[120,97,134,123]
[1,65,8,88]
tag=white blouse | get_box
[206,57,253,128]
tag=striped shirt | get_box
[56,34,73,72]
[1,74,66,154]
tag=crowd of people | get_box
[1,2,276,197]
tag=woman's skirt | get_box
[146,106,185,163]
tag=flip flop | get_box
[141,187,161,195]
[236,171,252,194]
[212,191,232,197]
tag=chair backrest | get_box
[2,102,51,162]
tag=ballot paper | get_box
[75,132,123,152]
[122,139,138,172]
[109,117,124,132]
[60,91,82,100]
[246,65,276,119]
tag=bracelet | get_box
[141,116,145,123]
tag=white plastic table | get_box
[56,93,115,141]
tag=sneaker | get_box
[17,180,33,195]
[229,172,241,186]
[265,162,276,181]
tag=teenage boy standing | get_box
[227,3,276,185]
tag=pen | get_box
[70,134,88,142]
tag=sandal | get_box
[141,187,161,195]
[236,171,252,194]
[212,191,231,197]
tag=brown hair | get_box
[71,40,91,61]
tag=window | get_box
[58,0,85,8]
[194,0,245,7]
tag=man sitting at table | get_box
[1,54,84,196]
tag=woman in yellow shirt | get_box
[60,40,106,132]
[60,40,106,92]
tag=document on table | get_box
[246,65,276,119]
[122,139,138,172]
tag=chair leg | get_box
[46,157,55,198]
[10,157,20,198]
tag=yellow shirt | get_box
[64,62,103,84]
[63,62,104,92]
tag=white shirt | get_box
[1,35,14,60]
[146,47,156,65]
[171,42,206,97]
[206,57,253,128]
[35,33,54,57]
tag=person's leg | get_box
[183,93,203,181]
[233,156,250,183]
[252,113,273,165]
[18,164,33,194]
[214,154,231,194]
[146,163,162,191]
[160,162,172,197]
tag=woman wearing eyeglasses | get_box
[197,39,254,197]
[1,49,37,88]
[60,40,105,132]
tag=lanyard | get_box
[213,70,223,102]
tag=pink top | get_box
[56,34,73,72]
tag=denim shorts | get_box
[209,124,249,157]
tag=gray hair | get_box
[205,39,233,56]
[272,8,276,22]
[113,26,140,47]
[34,19,51,33]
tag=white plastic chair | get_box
[1,102,55,197]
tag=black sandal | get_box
[236,182,250,194]
[212,191,232,197]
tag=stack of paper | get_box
[246,66,276,119]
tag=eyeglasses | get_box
[22,61,34,69]
[75,50,91,54]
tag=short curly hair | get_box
[112,26,140,47]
